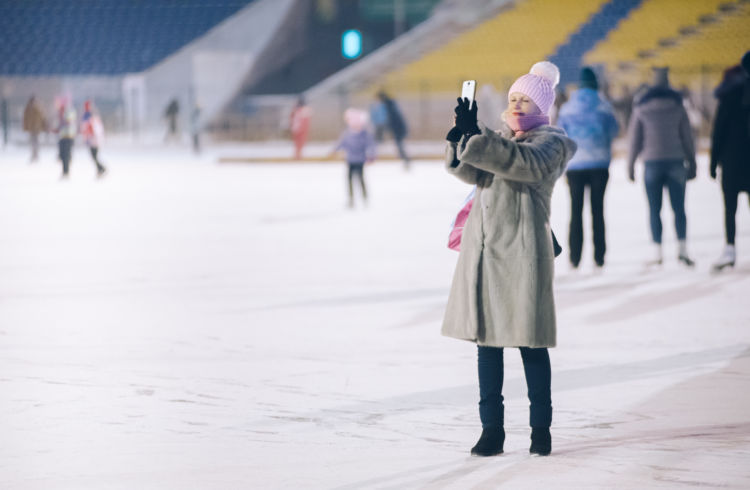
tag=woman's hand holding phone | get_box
[446,80,480,142]
[455,97,480,137]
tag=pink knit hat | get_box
[344,108,368,131]
[508,61,560,115]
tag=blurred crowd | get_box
[16,50,750,272]
[22,95,107,179]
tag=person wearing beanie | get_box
[557,67,619,269]
[443,61,577,457]
[709,51,750,271]
[330,108,376,208]
[579,67,598,90]
[55,95,77,179]
[627,66,697,266]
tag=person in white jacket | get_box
[80,100,107,177]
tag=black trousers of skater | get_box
[348,162,367,205]
[477,346,552,429]
[89,147,106,173]
[394,136,410,168]
[30,131,40,162]
[58,138,73,175]
[567,168,609,267]
[722,179,750,245]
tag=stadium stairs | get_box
[549,0,644,86]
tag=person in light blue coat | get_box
[557,67,619,268]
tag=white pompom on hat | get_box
[344,108,369,130]
[508,61,560,115]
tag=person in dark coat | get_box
[557,67,619,269]
[710,51,750,271]
[164,98,180,143]
[627,67,697,267]
[23,96,47,162]
[377,91,410,169]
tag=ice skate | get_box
[677,240,695,268]
[712,245,736,272]
[678,254,696,267]
[644,244,663,267]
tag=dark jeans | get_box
[477,345,552,429]
[393,136,410,168]
[347,162,367,203]
[374,125,385,142]
[644,159,687,243]
[30,131,40,162]
[567,168,609,266]
[721,180,750,245]
[58,138,73,175]
[89,147,105,172]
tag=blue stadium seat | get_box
[0,0,254,75]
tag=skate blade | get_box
[711,262,735,272]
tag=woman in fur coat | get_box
[443,61,576,457]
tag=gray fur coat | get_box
[442,123,576,348]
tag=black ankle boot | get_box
[470,427,505,456]
[529,427,551,456]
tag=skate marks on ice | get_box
[238,287,448,312]
[243,344,748,440]
[554,266,750,324]
[549,348,750,488]
[331,347,750,489]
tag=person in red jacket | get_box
[80,100,107,177]
[290,96,312,160]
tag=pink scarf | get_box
[505,113,549,136]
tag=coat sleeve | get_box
[627,110,643,174]
[678,106,696,171]
[366,131,376,160]
[556,113,570,134]
[333,132,345,153]
[605,109,619,141]
[445,141,487,185]
[456,126,569,183]
[710,98,729,174]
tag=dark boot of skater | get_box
[530,427,551,456]
[471,428,505,456]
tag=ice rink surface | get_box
[1,140,749,489]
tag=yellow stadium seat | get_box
[362,0,608,95]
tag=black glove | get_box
[446,126,462,143]
[552,230,562,258]
[687,162,697,181]
[710,161,717,180]
[455,97,480,137]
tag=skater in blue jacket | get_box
[557,68,619,269]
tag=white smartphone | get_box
[461,80,477,103]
